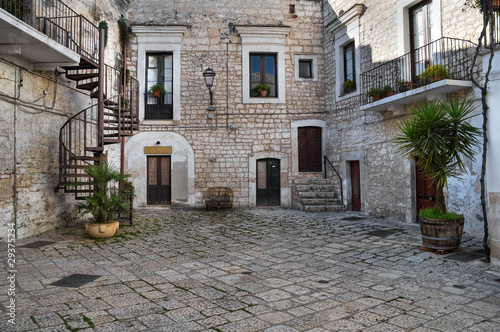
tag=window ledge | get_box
[360,79,472,113]
[245,97,283,104]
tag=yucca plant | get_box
[395,98,481,213]
[74,164,132,223]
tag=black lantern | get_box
[203,67,215,105]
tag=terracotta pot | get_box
[260,90,268,97]
[85,221,119,239]
[152,90,161,98]
[419,216,464,250]
[372,94,382,101]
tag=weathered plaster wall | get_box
[123,0,326,207]
[0,0,128,239]
[323,0,486,236]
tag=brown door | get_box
[257,159,281,206]
[350,160,361,211]
[147,156,171,205]
[298,127,322,172]
[415,161,436,213]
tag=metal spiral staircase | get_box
[1,0,139,199]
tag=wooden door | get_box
[298,127,322,172]
[147,156,171,205]
[350,160,361,211]
[257,159,281,206]
[415,161,436,213]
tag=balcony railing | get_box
[0,0,100,62]
[360,37,476,106]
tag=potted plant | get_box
[149,83,165,98]
[74,164,132,239]
[367,87,384,101]
[397,80,413,92]
[383,85,394,97]
[395,99,481,251]
[342,79,356,94]
[253,83,271,97]
[419,64,449,83]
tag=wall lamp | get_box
[203,67,216,108]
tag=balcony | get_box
[0,0,99,69]
[360,37,476,113]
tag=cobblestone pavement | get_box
[3,208,500,331]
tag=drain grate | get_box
[367,229,402,238]
[20,241,56,248]
[51,274,100,288]
[446,252,484,262]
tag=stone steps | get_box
[293,178,344,212]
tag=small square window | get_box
[299,60,313,78]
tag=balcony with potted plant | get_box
[360,37,475,113]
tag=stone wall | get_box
[123,0,327,207]
[323,0,486,235]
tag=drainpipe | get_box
[13,69,22,237]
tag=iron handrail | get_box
[324,156,343,206]
[1,0,100,63]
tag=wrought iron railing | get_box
[360,37,476,106]
[1,0,100,62]
[324,156,343,206]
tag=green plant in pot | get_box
[342,79,356,94]
[253,83,271,97]
[419,64,449,83]
[74,164,132,239]
[395,99,481,251]
[149,83,165,98]
[367,87,384,101]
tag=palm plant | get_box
[395,99,481,213]
[74,164,132,223]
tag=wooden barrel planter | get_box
[419,216,464,250]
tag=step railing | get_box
[324,156,343,206]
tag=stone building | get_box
[1,0,500,262]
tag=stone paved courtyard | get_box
[3,208,500,331]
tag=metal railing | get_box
[324,156,343,206]
[360,37,476,106]
[1,0,100,62]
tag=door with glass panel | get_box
[410,1,433,79]
[256,159,280,206]
[147,156,171,205]
[145,53,173,119]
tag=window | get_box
[294,54,318,82]
[299,59,312,78]
[131,25,186,121]
[343,42,355,82]
[410,0,434,77]
[326,4,363,101]
[250,54,277,97]
[145,53,173,119]
[237,25,289,104]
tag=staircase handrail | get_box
[324,156,343,206]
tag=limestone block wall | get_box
[323,0,486,235]
[123,0,327,207]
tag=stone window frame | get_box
[294,54,318,82]
[327,5,364,102]
[236,25,290,104]
[131,26,187,123]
